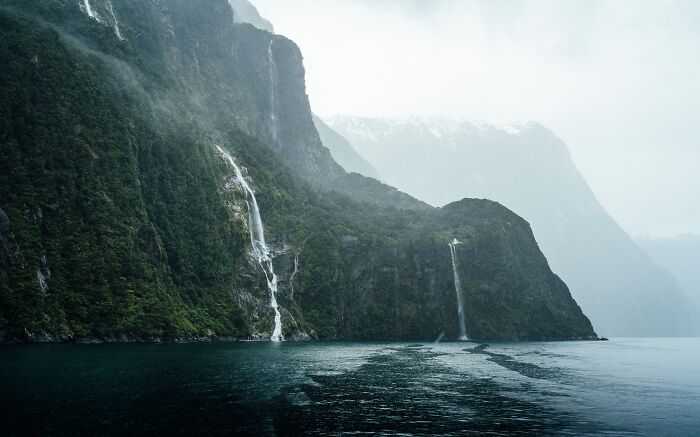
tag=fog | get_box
[254,0,700,238]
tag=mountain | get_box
[326,116,695,337]
[638,235,700,330]
[228,0,273,32]
[313,115,381,180]
[328,173,431,212]
[0,0,595,342]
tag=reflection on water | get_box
[1,338,699,435]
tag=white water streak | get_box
[217,145,283,341]
[82,0,101,22]
[107,1,124,40]
[289,251,299,301]
[449,238,468,341]
[268,39,278,145]
[37,269,49,295]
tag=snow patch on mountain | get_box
[325,116,535,152]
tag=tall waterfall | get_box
[216,146,283,341]
[267,39,278,146]
[448,238,468,340]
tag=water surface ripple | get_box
[1,338,698,435]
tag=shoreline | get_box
[0,331,603,345]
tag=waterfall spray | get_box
[449,238,468,341]
[216,145,283,341]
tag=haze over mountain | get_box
[228,0,274,32]
[312,115,381,180]
[255,0,700,239]
[0,0,595,343]
[3,2,700,435]
[638,234,700,331]
[326,116,696,337]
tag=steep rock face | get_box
[0,0,595,342]
[329,199,595,340]
[327,116,695,336]
[66,0,344,187]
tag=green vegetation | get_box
[0,0,596,342]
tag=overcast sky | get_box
[254,0,700,238]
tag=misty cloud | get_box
[254,0,700,237]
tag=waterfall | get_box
[449,238,468,341]
[289,251,299,301]
[216,145,283,341]
[267,39,278,146]
[82,0,101,22]
[107,1,124,40]
[37,269,49,295]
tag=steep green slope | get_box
[0,9,252,339]
[327,116,695,337]
[0,0,596,342]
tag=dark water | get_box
[1,338,699,436]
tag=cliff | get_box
[0,0,596,342]
[327,116,695,337]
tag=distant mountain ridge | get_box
[327,115,696,337]
[228,0,274,32]
[313,115,382,180]
[638,234,700,331]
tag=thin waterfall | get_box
[289,251,299,301]
[216,145,283,341]
[449,238,468,340]
[107,1,124,40]
[267,39,278,146]
[82,0,101,22]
